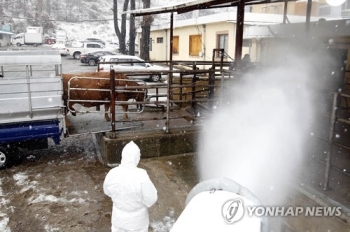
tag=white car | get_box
[70,40,88,47]
[98,55,169,82]
[105,41,119,50]
[51,43,69,56]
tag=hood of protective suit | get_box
[120,141,141,168]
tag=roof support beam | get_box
[235,0,245,70]
[283,0,288,24]
[306,0,312,32]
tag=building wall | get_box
[251,1,320,16]
[147,29,168,61]
[251,0,350,17]
[145,21,254,64]
[252,2,296,15]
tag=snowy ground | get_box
[55,20,117,43]
[0,134,197,232]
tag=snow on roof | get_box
[0,51,61,66]
[142,11,322,32]
[0,30,14,35]
[124,0,211,16]
[126,0,297,16]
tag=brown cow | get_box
[62,72,146,121]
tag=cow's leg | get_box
[68,103,76,116]
[104,103,111,121]
[122,104,129,120]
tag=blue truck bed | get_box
[0,119,62,145]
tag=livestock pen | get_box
[68,49,235,135]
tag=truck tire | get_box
[16,42,22,46]
[88,59,96,66]
[0,146,13,169]
[73,52,81,60]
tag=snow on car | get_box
[97,55,169,82]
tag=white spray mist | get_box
[198,50,317,206]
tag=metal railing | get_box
[107,67,229,133]
[322,92,350,190]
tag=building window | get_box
[217,34,228,57]
[172,36,179,54]
[243,39,252,48]
[189,34,202,56]
[0,34,3,40]
[157,37,163,43]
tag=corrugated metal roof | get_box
[140,11,321,32]
[125,0,297,16]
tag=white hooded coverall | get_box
[103,141,158,232]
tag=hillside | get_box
[1,0,197,42]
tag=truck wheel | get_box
[73,52,81,60]
[16,42,21,46]
[150,74,161,82]
[0,147,13,169]
[88,59,96,66]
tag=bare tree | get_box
[140,0,153,61]
[128,0,136,56]
[46,0,51,16]
[35,0,43,26]
[113,0,129,55]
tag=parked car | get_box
[98,55,169,82]
[105,41,119,52]
[85,38,105,45]
[80,50,118,66]
[70,40,89,47]
[51,43,69,56]
[66,42,106,59]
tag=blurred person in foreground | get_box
[103,141,158,232]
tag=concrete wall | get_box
[97,127,199,165]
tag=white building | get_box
[137,11,322,63]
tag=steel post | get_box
[324,92,338,190]
[110,70,116,132]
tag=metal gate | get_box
[66,75,146,135]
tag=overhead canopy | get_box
[0,30,14,35]
[126,0,297,16]
[125,0,302,70]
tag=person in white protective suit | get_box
[103,141,158,232]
